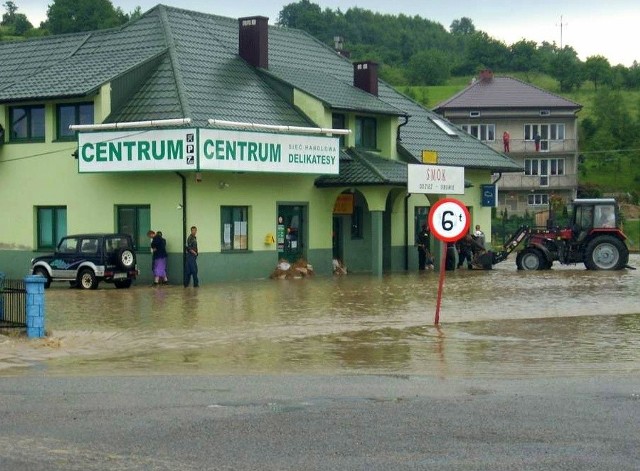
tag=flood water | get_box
[2,255,639,378]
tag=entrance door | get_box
[332,216,343,261]
[277,205,305,262]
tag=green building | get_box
[0,5,520,283]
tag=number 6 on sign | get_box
[428,198,471,243]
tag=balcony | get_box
[488,138,578,154]
[497,173,578,191]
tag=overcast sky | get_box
[13,0,639,67]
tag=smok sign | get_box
[407,164,464,195]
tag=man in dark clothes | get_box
[184,226,199,287]
[456,234,474,269]
[416,224,433,270]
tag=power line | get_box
[579,147,640,155]
[0,130,151,164]
[0,146,76,163]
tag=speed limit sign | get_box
[428,198,470,243]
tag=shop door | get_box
[332,216,343,261]
[277,205,305,263]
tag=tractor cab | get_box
[569,199,619,242]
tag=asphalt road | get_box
[1,374,639,470]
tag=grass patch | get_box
[623,219,640,252]
[580,154,640,192]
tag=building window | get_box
[332,113,346,148]
[351,205,363,239]
[37,206,67,250]
[9,105,45,141]
[527,194,549,206]
[221,206,248,251]
[462,123,495,141]
[525,158,565,187]
[116,205,151,250]
[525,158,565,176]
[524,124,565,141]
[355,116,376,149]
[57,103,94,140]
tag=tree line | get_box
[4,0,639,92]
[0,0,141,38]
[277,0,640,92]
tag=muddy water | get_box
[2,255,639,377]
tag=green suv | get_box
[31,233,138,289]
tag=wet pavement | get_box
[1,254,639,377]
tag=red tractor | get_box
[493,198,631,270]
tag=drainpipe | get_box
[397,114,409,141]
[176,172,187,279]
[398,114,410,271]
[492,172,503,185]
[404,193,411,270]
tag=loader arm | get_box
[492,225,530,264]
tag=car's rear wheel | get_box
[114,279,132,289]
[32,267,51,289]
[117,248,136,270]
[78,268,98,290]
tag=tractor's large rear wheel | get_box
[584,236,628,270]
[516,248,547,270]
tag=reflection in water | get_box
[1,255,639,377]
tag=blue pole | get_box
[24,275,47,338]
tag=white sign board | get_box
[199,129,339,174]
[78,128,340,175]
[407,164,465,195]
[78,129,197,172]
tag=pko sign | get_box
[407,164,464,195]
[78,128,340,175]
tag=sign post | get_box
[428,198,470,325]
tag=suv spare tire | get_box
[117,248,136,270]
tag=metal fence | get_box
[0,278,27,329]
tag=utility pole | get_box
[557,15,568,49]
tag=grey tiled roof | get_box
[434,76,582,110]
[379,83,521,172]
[0,4,520,174]
[262,66,405,116]
[0,14,167,101]
[115,8,312,127]
[315,148,408,187]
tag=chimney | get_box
[479,69,494,82]
[353,61,378,96]
[333,36,350,58]
[239,16,269,68]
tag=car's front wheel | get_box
[32,267,51,289]
[78,268,99,290]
